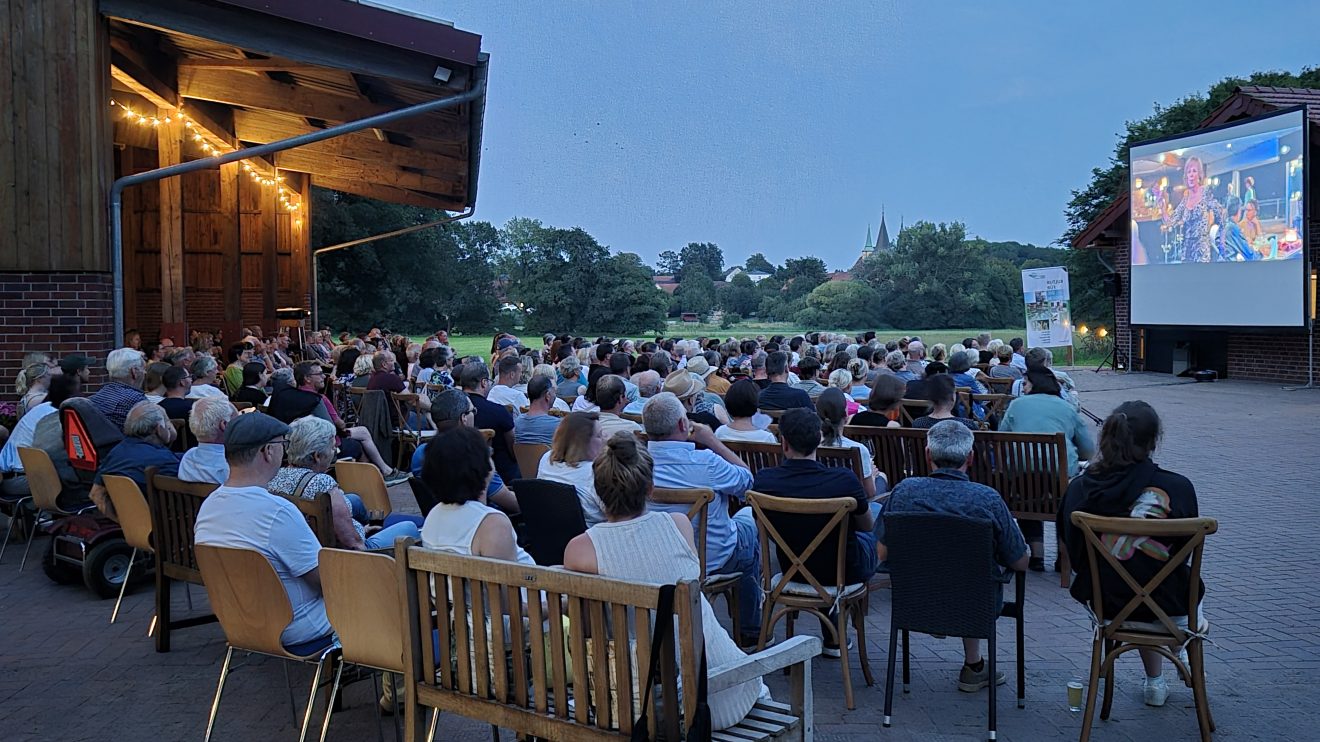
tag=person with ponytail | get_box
[563,432,770,731]
[1058,401,1200,708]
[817,387,882,500]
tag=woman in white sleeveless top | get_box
[419,425,533,565]
[564,433,768,731]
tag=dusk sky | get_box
[392,0,1319,271]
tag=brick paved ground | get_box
[2,370,1317,741]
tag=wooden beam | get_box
[274,149,463,195]
[179,67,465,142]
[220,162,243,337]
[178,57,327,73]
[232,109,465,162]
[111,63,175,110]
[312,175,464,212]
[158,113,186,333]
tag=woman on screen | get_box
[1157,156,1227,263]
[1238,199,1267,257]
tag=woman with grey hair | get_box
[266,417,421,550]
[531,364,572,411]
[187,355,228,399]
[557,355,584,398]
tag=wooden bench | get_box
[395,543,821,741]
[145,469,219,652]
[725,440,866,483]
[843,425,931,488]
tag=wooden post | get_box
[261,172,279,333]
[157,111,186,342]
[219,161,243,344]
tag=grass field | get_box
[430,321,1109,367]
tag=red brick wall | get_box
[1,272,115,401]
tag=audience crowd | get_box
[3,325,1210,726]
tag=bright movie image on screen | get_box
[1128,108,1306,327]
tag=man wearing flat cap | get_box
[195,412,332,649]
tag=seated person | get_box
[195,413,332,651]
[910,375,979,431]
[663,369,727,429]
[0,374,80,500]
[187,355,229,399]
[621,370,661,416]
[1001,369,1095,571]
[89,401,181,520]
[232,362,270,407]
[564,433,769,730]
[460,363,520,484]
[142,361,171,403]
[267,417,421,550]
[643,392,761,647]
[411,388,519,514]
[290,361,408,485]
[538,411,608,527]
[486,355,531,410]
[877,421,1028,692]
[989,345,1022,379]
[850,374,906,428]
[827,369,861,416]
[178,397,237,484]
[759,351,813,411]
[715,379,776,443]
[752,407,881,656]
[514,376,562,444]
[595,375,642,439]
[88,348,148,431]
[419,426,534,565]
[790,356,827,399]
[158,365,196,421]
[1058,401,1199,708]
[817,388,882,500]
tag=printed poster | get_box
[1021,266,1072,348]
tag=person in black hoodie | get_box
[1058,400,1200,708]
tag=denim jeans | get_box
[714,507,762,638]
[344,493,425,529]
[364,521,421,550]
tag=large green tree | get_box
[673,264,717,315]
[744,252,777,274]
[717,271,760,316]
[677,242,725,281]
[1063,67,1320,325]
[313,189,498,334]
[795,281,884,328]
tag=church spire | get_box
[864,224,874,251]
[876,206,892,252]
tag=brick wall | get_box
[1,272,115,401]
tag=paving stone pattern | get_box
[1,370,1317,740]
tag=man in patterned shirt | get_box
[88,348,147,431]
[876,420,1029,694]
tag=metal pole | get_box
[310,207,473,330]
[108,82,485,348]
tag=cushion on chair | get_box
[771,573,866,599]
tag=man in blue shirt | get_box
[751,408,880,657]
[513,376,562,445]
[460,363,520,484]
[411,388,518,515]
[877,420,1029,693]
[88,401,181,520]
[757,351,813,411]
[643,392,762,646]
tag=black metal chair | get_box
[406,477,439,517]
[882,511,1026,741]
[509,478,587,566]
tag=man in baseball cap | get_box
[59,354,96,383]
[195,412,333,649]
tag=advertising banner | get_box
[1022,266,1072,348]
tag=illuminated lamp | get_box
[1078,325,1089,336]
[1281,145,1291,155]
[1097,327,1108,338]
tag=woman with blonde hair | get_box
[563,433,770,730]
[537,411,607,526]
[928,343,947,364]
[16,354,58,418]
[846,358,870,403]
[827,368,861,416]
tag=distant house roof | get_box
[654,274,679,295]
[828,270,852,282]
[1073,86,1320,249]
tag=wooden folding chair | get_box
[334,460,392,515]
[103,475,155,627]
[146,470,219,652]
[898,399,932,425]
[512,443,550,480]
[14,447,95,570]
[197,545,340,742]
[723,440,784,475]
[389,392,434,471]
[984,376,1016,395]
[651,487,743,641]
[1070,513,1217,742]
[748,490,874,710]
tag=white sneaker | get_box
[1143,675,1168,707]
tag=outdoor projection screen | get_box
[1129,108,1306,327]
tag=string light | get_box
[110,99,303,213]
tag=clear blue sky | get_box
[392,0,1318,270]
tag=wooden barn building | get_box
[0,0,487,385]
